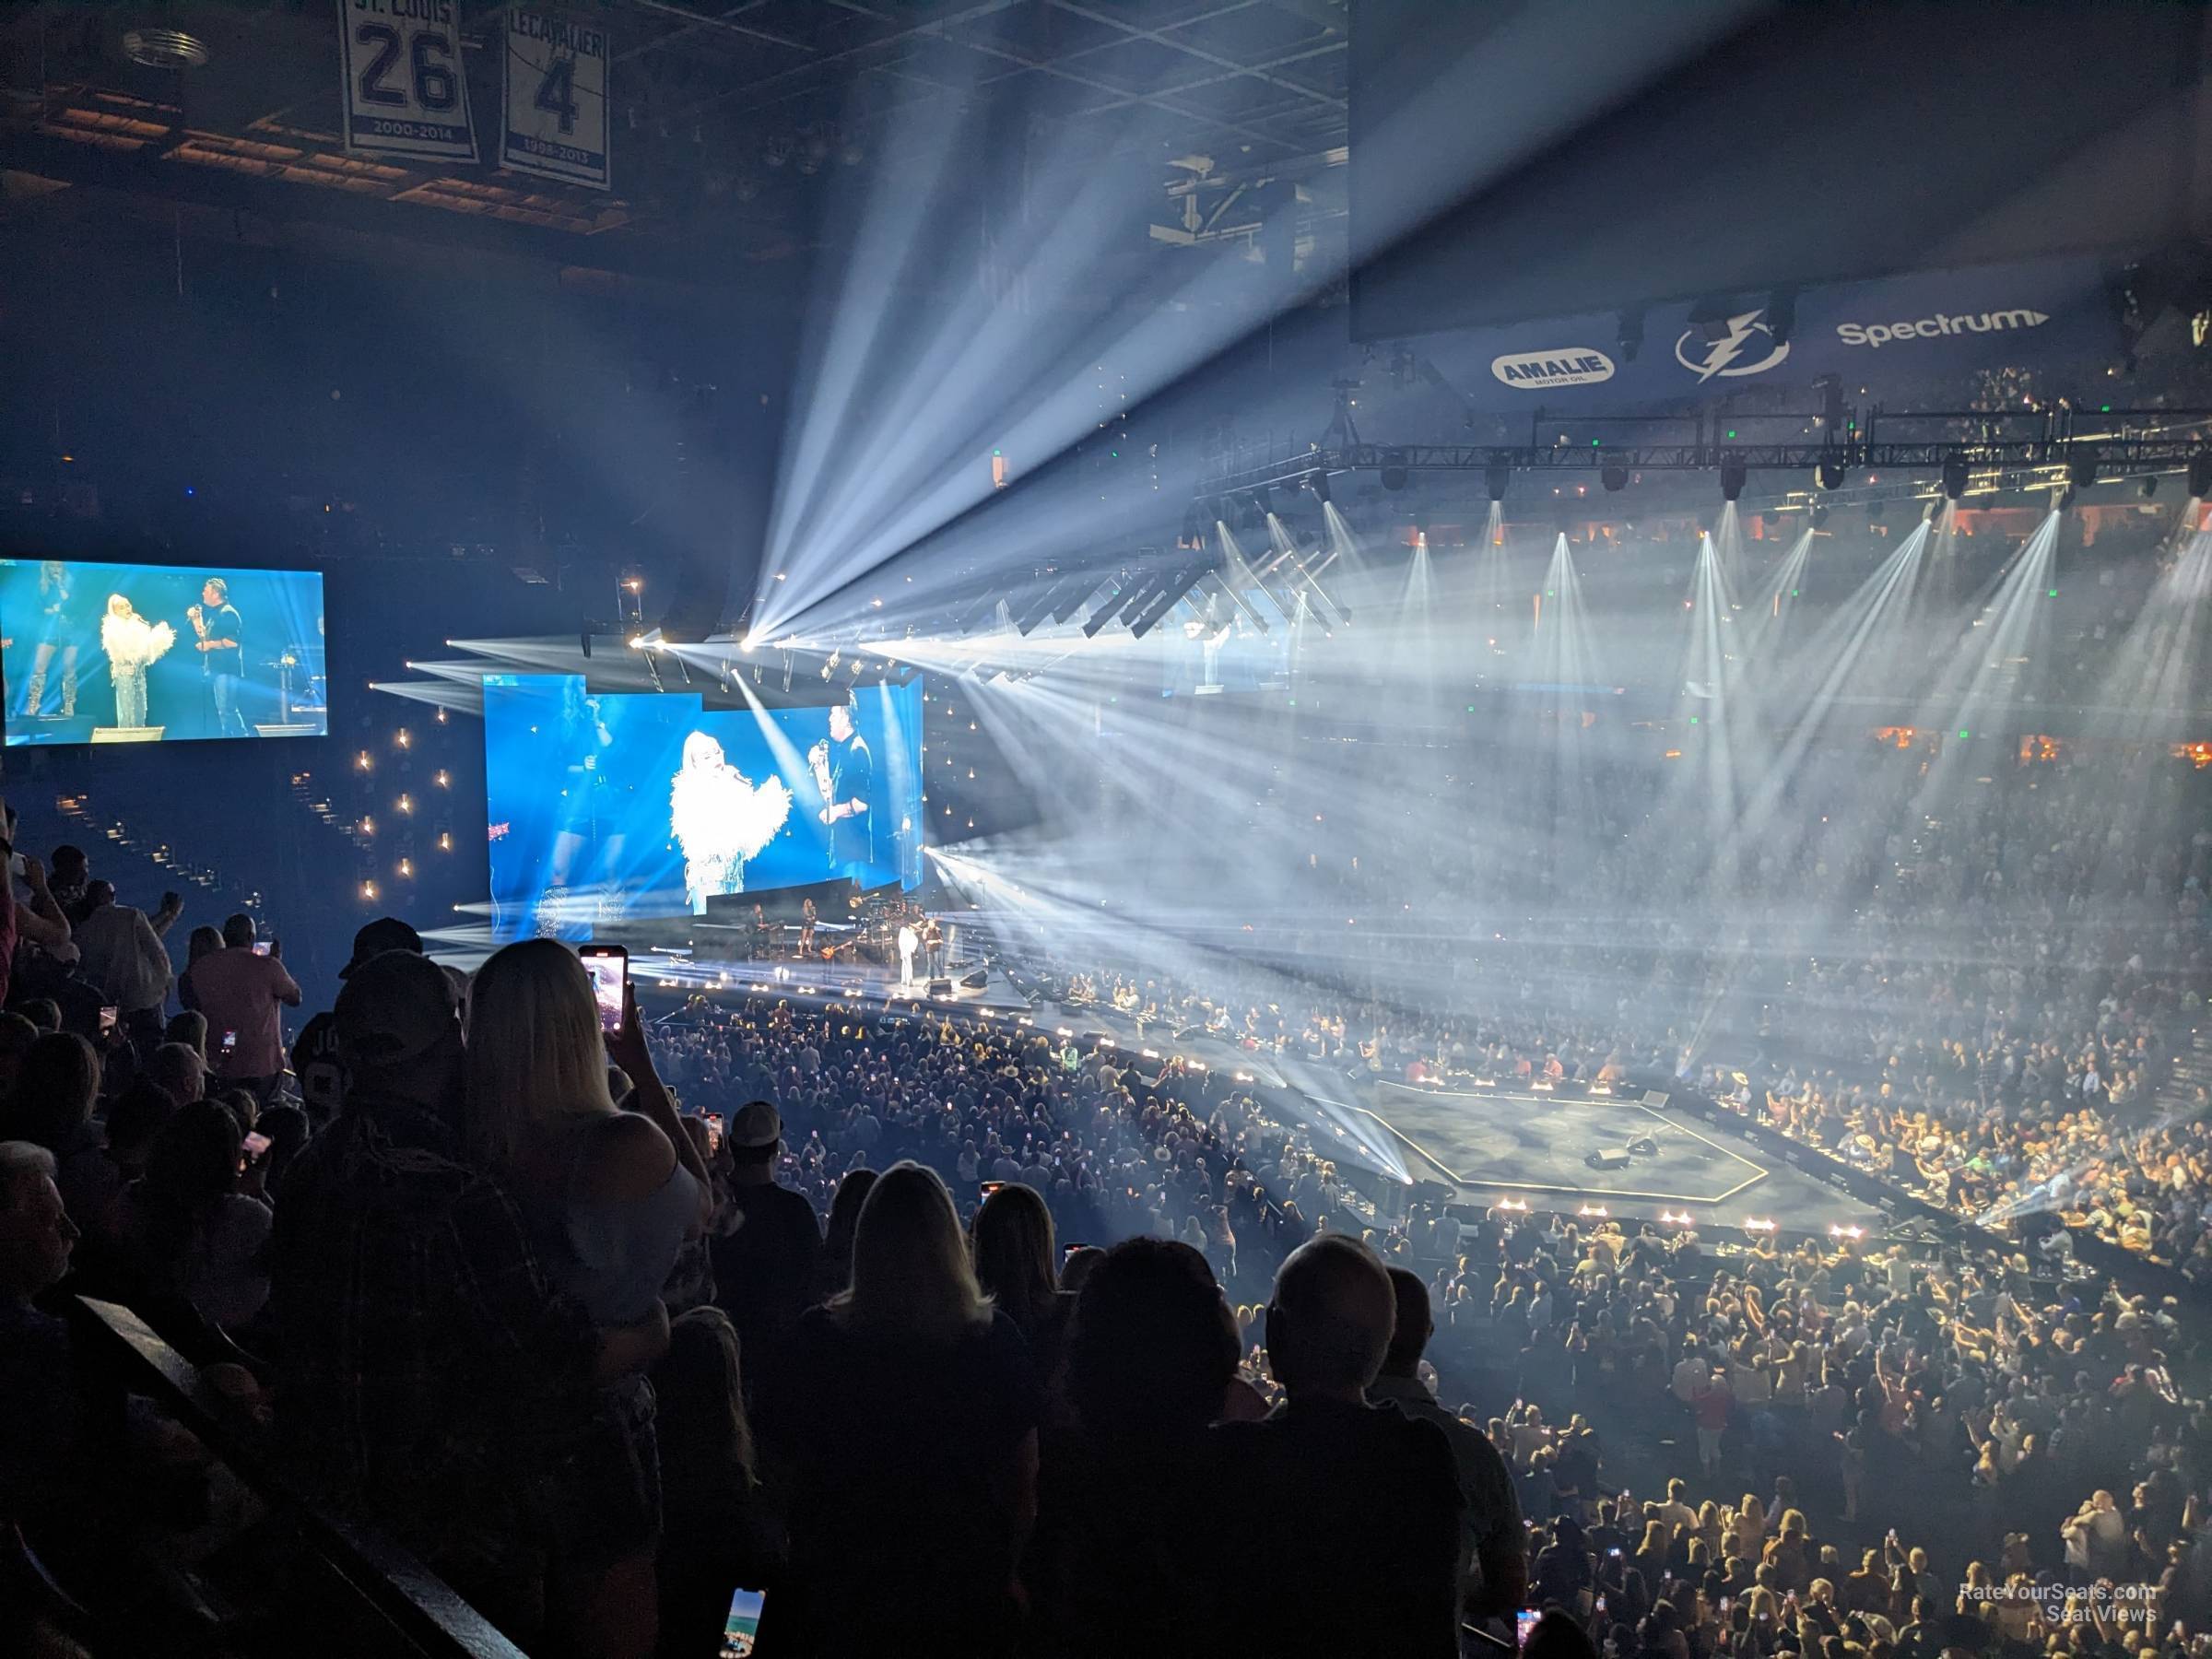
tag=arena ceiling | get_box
[0,0,1348,279]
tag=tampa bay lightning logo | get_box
[1676,310,1792,382]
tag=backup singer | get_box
[922,915,945,980]
[24,560,88,720]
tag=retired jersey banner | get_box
[337,0,477,163]
[501,6,611,190]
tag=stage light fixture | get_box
[1810,505,1830,529]
[2067,448,2100,490]
[1941,455,1971,501]
[1305,470,1330,506]
[1817,458,1846,490]
[1866,500,1885,524]
[1380,449,1408,491]
[1718,457,1748,502]
[2191,453,2212,497]
[1485,464,1511,502]
[1599,461,1630,493]
[2141,476,2159,500]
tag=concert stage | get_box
[630,947,1033,1015]
[1343,1079,1889,1232]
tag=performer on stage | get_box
[922,915,945,981]
[185,576,249,737]
[100,594,174,729]
[798,897,818,958]
[897,919,919,988]
[669,730,794,914]
[24,561,88,720]
[806,695,876,875]
[535,679,620,937]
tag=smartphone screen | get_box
[580,945,628,1036]
[99,1006,118,1035]
[221,1030,238,1053]
[980,1181,1005,1199]
[241,1132,273,1159]
[252,941,271,957]
[1517,1610,1540,1652]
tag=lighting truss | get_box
[1201,419,2212,500]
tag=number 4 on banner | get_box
[535,53,578,135]
[501,6,610,190]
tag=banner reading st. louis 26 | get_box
[501,6,611,191]
[336,0,477,163]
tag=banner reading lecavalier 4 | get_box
[502,6,611,190]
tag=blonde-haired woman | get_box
[759,1161,1041,1657]
[100,594,173,728]
[465,937,711,1659]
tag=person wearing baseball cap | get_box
[712,1097,822,1394]
[286,918,430,1124]
[339,916,426,979]
[267,947,642,1641]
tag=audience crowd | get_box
[0,727,2208,1659]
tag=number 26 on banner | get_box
[335,0,478,163]
[352,21,459,113]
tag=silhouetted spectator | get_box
[759,1161,1040,1656]
[1215,1234,1464,1658]
[1375,1265,1527,1619]
[270,948,658,1650]
[1030,1236,1240,1655]
[710,1098,821,1395]
[184,913,300,1098]
[971,1181,1074,1387]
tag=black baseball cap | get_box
[334,948,458,1069]
[340,916,426,978]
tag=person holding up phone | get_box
[183,912,301,1101]
[465,939,713,1653]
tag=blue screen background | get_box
[484,673,924,941]
[1,558,327,747]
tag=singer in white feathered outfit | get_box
[669,730,794,913]
[100,594,174,729]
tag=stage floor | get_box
[626,949,1877,1233]
[1346,1080,1888,1230]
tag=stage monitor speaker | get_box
[1586,1147,1632,1171]
[927,977,953,997]
[959,966,989,990]
[1626,1136,1659,1157]
[1410,1179,1458,1205]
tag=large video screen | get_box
[2,559,327,747]
[484,674,924,941]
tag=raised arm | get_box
[607,982,712,1229]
